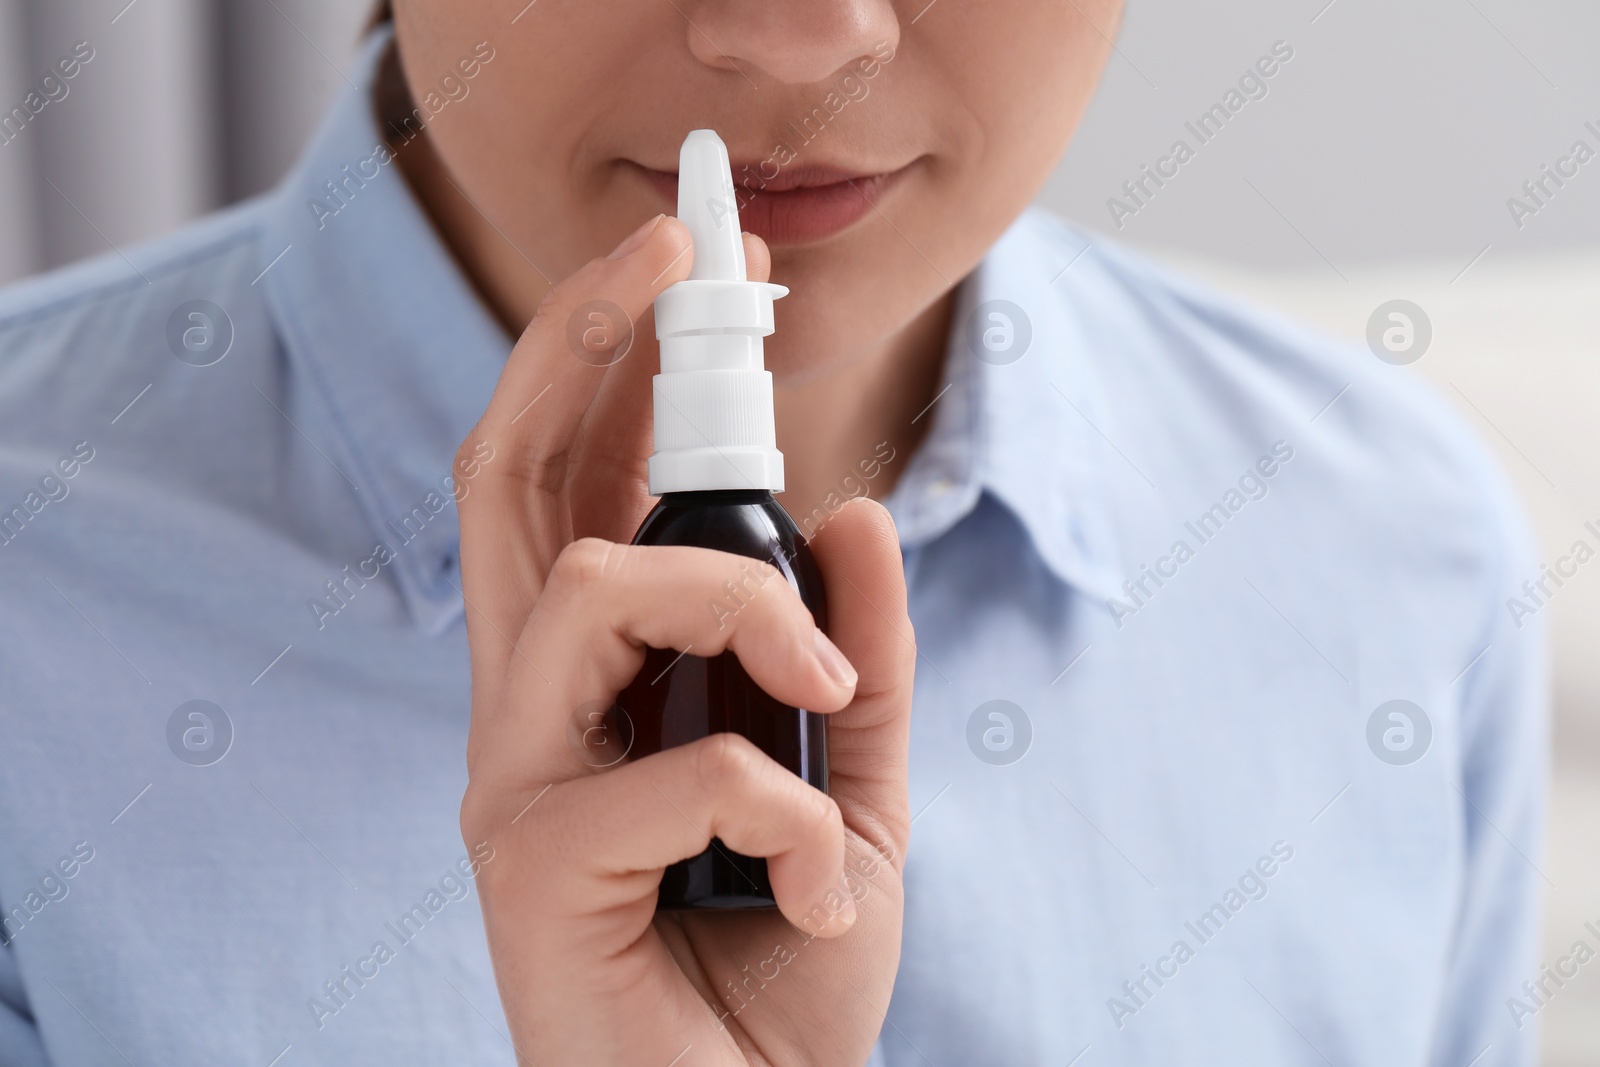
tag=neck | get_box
[772,295,951,525]
[380,46,553,333]
[386,61,951,531]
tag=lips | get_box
[635,161,905,246]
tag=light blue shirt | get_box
[0,31,1546,1067]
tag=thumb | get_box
[805,497,914,868]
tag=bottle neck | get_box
[656,489,776,508]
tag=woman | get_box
[0,1,1544,1064]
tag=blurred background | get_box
[1,0,1595,1060]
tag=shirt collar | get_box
[883,209,1126,602]
[257,29,511,634]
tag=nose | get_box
[681,0,900,85]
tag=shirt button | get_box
[928,476,955,497]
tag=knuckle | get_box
[694,731,761,794]
[526,283,591,354]
[546,538,618,599]
[458,788,492,851]
[894,633,919,679]
[500,446,569,498]
[800,789,840,841]
[881,616,919,681]
[452,428,490,503]
[769,587,815,640]
[734,561,794,616]
[526,283,569,331]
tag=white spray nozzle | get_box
[647,129,788,495]
[678,129,747,283]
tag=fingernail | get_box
[813,629,857,689]
[607,214,664,260]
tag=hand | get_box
[454,214,915,1066]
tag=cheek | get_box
[965,3,1113,162]
[889,2,1113,265]
[393,2,665,274]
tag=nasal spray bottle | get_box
[615,129,828,910]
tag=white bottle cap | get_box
[648,129,788,494]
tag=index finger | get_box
[455,216,694,672]
[471,214,694,458]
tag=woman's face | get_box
[392,0,1120,377]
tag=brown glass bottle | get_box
[613,489,828,910]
